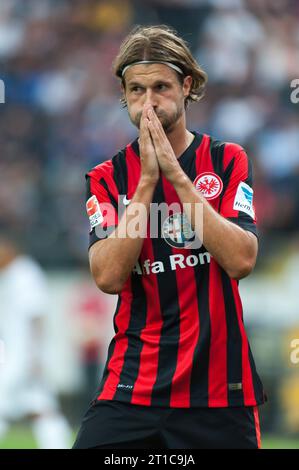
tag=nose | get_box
[144,88,157,108]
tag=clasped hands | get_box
[139,104,185,186]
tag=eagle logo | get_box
[193,172,223,200]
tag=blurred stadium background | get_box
[0,0,299,449]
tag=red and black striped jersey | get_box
[85,132,266,408]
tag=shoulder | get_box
[207,135,249,172]
[86,159,114,181]
[209,135,245,157]
[86,147,128,181]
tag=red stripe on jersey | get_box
[169,247,200,407]
[195,134,213,174]
[221,142,244,173]
[91,160,119,194]
[231,279,256,405]
[119,142,164,406]
[208,259,228,406]
[195,136,228,405]
[131,240,163,406]
[253,406,262,449]
[159,178,200,407]
[195,135,221,212]
[97,286,133,400]
[89,162,119,227]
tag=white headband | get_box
[121,60,184,77]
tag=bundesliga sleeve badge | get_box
[86,195,104,230]
[233,181,255,219]
[193,172,223,200]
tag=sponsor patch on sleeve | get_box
[233,182,255,219]
[86,195,104,229]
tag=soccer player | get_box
[73,25,266,449]
[0,232,72,448]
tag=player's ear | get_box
[182,75,192,98]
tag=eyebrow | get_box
[127,79,172,88]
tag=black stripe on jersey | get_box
[210,139,243,217]
[244,152,253,186]
[183,152,211,405]
[190,262,211,406]
[178,132,203,176]
[99,177,118,211]
[111,150,128,196]
[131,138,139,157]
[210,138,226,177]
[150,178,182,407]
[86,174,92,200]
[219,157,235,214]
[95,296,122,400]
[221,270,245,406]
[209,139,227,212]
[248,343,265,404]
[113,275,148,402]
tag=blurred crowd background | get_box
[0,0,299,448]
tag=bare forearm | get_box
[173,175,257,279]
[90,177,156,293]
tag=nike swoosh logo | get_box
[123,195,131,206]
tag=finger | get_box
[147,106,162,127]
[147,108,166,140]
[140,110,149,138]
[142,104,152,125]
[141,104,152,128]
[148,122,165,154]
[140,117,154,152]
[140,115,150,139]
[147,111,166,146]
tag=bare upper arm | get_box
[245,230,258,253]
[88,239,106,277]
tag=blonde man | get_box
[73,25,265,449]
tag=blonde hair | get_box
[113,25,208,108]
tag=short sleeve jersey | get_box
[85,132,266,408]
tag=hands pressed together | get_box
[139,104,183,186]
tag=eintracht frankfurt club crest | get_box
[162,213,196,249]
[193,172,223,200]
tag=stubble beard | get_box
[130,102,184,134]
